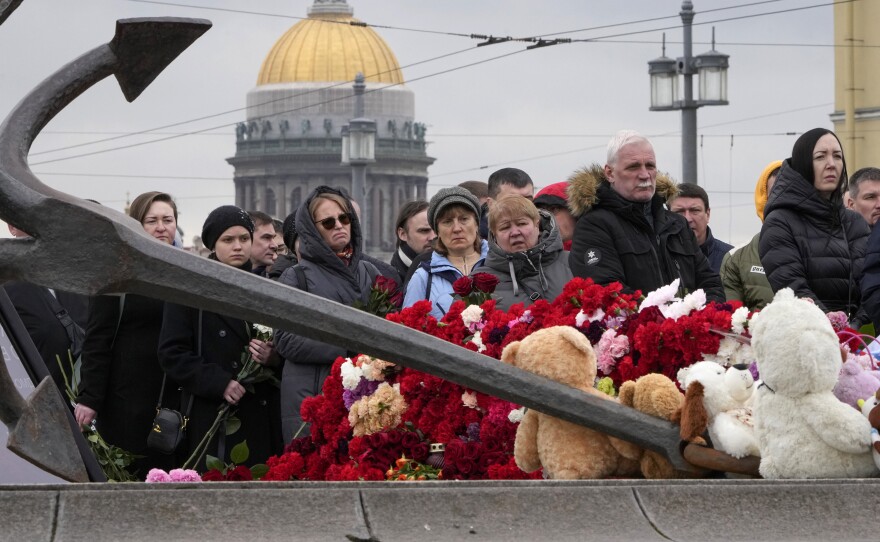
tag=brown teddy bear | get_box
[501,326,640,479]
[618,373,691,479]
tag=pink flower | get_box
[169,469,202,482]
[595,329,629,375]
[145,469,171,483]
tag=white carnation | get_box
[639,279,680,312]
[340,360,364,390]
[471,330,487,353]
[731,306,750,335]
[461,304,484,330]
[508,407,525,423]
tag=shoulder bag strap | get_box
[158,309,197,415]
[44,288,85,355]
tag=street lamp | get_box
[647,1,730,184]
[341,72,376,244]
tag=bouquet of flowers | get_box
[57,352,140,482]
[183,323,279,470]
[452,273,499,306]
[353,276,404,318]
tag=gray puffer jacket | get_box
[473,211,573,311]
[275,187,379,442]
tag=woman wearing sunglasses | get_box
[274,186,382,443]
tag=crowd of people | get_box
[7,127,880,478]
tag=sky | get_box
[0,0,840,247]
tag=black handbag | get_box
[147,310,198,454]
[147,403,190,454]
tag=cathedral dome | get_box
[256,0,404,85]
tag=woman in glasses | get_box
[275,186,381,443]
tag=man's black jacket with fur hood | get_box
[567,165,724,302]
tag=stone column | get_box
[256,180,267,213]
[243,180,254,211]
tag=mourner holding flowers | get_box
[404,186,490,319]
[158,205,282,469]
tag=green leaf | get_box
[230,440,249,465]
[225,416,241,436]
[87,434,99,443]
[205,454,224,472]
[250,464,269,480]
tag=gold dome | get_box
[257,9,404,85]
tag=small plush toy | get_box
[501,326,640,479]
[618,373,690,479]
[676,361,760,459]
[857,390,880,471]
[834,356,880,410]
[751,288,877,478]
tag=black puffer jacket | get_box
[474,210,572,310]
[567,165,724,302]
[274,187,379,442]
[760,161,869,323]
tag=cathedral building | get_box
[227,0,434,256]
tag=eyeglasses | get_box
[314,213,351,230]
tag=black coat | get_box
[158,303,282,468]
[568,169,724,302]
[77,294,176,475]
[3,282,89,392]
[701,227,734,275]
[760,161,869,324]
[390,243,419,282]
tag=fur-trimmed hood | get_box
[566,163,678,217]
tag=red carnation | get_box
[453,276,474,296]
[472,273,499,294]
[201,469,224,482]
[225,465,253,481]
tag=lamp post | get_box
[341,72,376,243]
[648,1,729,185]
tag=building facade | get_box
[227,0,434,256]
[831,0,880,170]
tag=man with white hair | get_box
[567,130,724,301]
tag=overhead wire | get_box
[31,0,844,165]
[29,46,530,166]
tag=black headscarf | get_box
[789,128,847,208]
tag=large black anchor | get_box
[0,17,708,480]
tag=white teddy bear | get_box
[750,288,878,479]
[676,361,759,459]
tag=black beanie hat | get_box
[282,212,298,252]
[201,205,255,251]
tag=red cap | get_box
[533,182,569,208]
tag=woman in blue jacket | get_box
[404,186,489,319]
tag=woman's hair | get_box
[128,191,178,223]
[488,194,540,234]
[433,204,481,256]
[790,128,847,206]
[308,192,351,220]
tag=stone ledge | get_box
[1,480,878,542]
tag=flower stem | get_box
[182,403,231,470]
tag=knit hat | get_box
[533,181,569,209]
[201,205,254,251]
[427,186,481,231]
[282,212,298,252]
[755,160,783,222]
